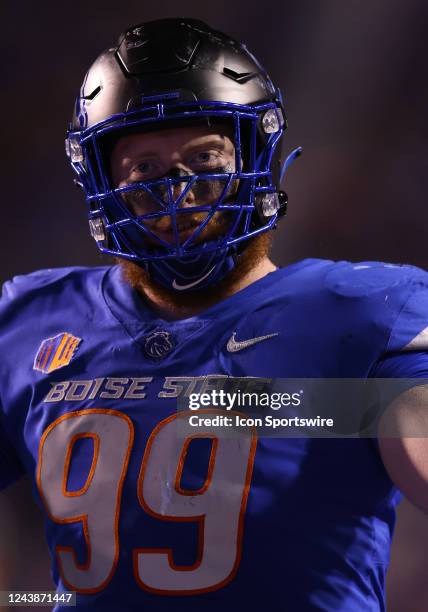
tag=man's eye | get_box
[191,151,219,165]
[135,161,153,175]
[128,161,158,181]
[197,152,213,162]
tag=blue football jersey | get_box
[1,258,428,611]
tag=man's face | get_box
[110,124,237,246]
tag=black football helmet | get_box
[66,18,300,291]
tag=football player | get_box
[1,18,428,611]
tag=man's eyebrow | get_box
[182,137,228,153]
[123,150,160,163]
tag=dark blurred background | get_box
[1,0,428,610]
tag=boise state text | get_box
[42,375,272,403]
[1,259,428,611]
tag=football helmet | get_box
[66,18,301,291]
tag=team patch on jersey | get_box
[33,333,82,374]
[143,330,175,361]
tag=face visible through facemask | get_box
[110,123,240,248]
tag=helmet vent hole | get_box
[82,85,102,101]
[222,67,255,84]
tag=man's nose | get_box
[167,166,196,207]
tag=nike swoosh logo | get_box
[172,266,216,291]
[226,331,279,353]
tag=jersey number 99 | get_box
[37,409,256,595]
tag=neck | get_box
[140,256,276,321]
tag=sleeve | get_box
[369,350,428,404]
[385,276,428,354]
[0,286,27,490]
[369,275,428,383]
[366,279,428,446]
[371,274,428,388]
[370,350,428,378]
[0,401,26,491]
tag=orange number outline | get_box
[36,408,134,594]
[37,409,257,596]
[133,410,257,596]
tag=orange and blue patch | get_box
[33,333,82,374]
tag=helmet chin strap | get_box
[144,243,238,292]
